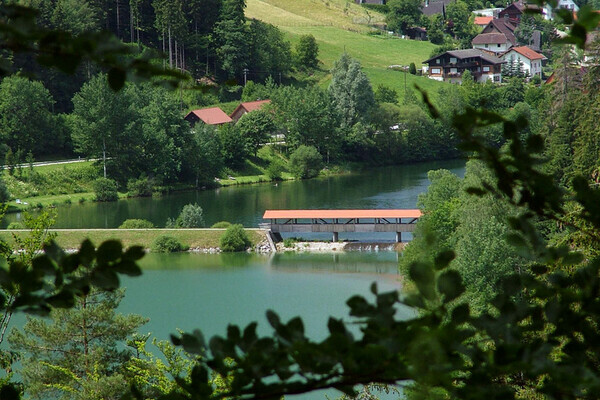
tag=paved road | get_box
[3,158,98,169]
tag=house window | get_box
[494,75,500,82]
[485,44,489,48]
[497,44,501,47]
[431,68,441,74]
[450,68,458,73]
[436,59,441,64]
[483,66,490,72]
[450,57,457,64]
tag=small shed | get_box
[184,107,233,126]
[230,100,271,122]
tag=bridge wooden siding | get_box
[262,209,422,242]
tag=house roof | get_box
[472,32,509,44]
[186,107,232,125]
[263,209,422,219]
[423,48,505,64]
[230,100,271,118]
[474,16,493,25]
[421,0,453,16]
[507,46,546,60]
[499,0,542,16]
[481,19,517,45]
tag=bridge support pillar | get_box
[332,232,338,242]
[396,232,402,243]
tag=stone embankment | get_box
[276,241,407,252]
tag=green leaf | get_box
[108,67,126,91]
[266,310,281,328]
[434,250,455,270]
[32,255,56,275]
[530,264,548,275]
[113,260,142,276]
[45,290,75,308]
[506,233,528,249]
[451,303,470,323]
[409,262,437,301]
[123,246,145,261]
[465,187,487,196]
[180,330,206,355]
[562,252,583,266]
[78,239,96,267]
[327,317,347,335]
[402,293,426,309]
[437,270,465,303]
[43,240,65,263]
[0,383,21,400]
[91,268,119,290]
[97,240,123,265]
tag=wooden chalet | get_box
[424,49,505,84]
[498,0,542,25]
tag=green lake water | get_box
[3,159,466,231]
[5,160,466,399]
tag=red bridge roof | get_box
[263,209,422,219]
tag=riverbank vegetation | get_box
[0,228,266,252]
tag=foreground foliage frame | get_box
[2,0,600,398]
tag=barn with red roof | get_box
[230,100,271,122]
[184,107,233,126]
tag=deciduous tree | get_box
[0,76,62,157]
[295,34,319,70]
[235,109,275,156]
[328,53,375,129]
[386,0,422,34]
[70,74,137,180]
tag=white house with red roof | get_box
[501,46,546,78]
[184,107,233,126]
[230,100,271,122]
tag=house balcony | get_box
[444,72,462,77]
[445,61,481,68]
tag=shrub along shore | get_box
[0,229,268,253]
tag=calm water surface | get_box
[6,160,466,399]
[3,159,466,229]
[124,252,411,341]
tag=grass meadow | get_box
[0,228,267,251]
[245,0,445,103]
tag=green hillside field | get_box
[246,0,446,102]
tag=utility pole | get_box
[404,66,407,97]
[243,68,249,86]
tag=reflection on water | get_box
[269,251,399,275]
[2,160,465,229]
[119,252,410,341]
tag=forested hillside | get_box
[0,0,454,206]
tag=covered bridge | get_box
[262,209,422,242]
